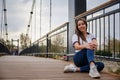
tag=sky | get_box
[0,0,109,43]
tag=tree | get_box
[105,39,120,52]
[50,34,64,53]
[20,33,31,49]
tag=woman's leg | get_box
[73,49,104,72]
[79,62,104,72]
[73,49,88,67]
[94,62,104,72]
[64,48,104,75]
[86,49,104,72]
[86,49,103,78]
[64,49,88,73]
[73,49,90,72]
[86,49,94,63]
[73,49,95,65]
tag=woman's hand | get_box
[85,42,94,50]
[74,40,98,50]
[85,42,98,50]
[92,44,97,50]
[92,39,98,50]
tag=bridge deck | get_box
[0,56,120,80]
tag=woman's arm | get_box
[74,42,94,50]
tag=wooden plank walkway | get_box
[0,56,120,80]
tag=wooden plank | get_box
[0,56,120,80]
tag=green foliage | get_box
[20,33,31,49]
[39,45,46,53]
[114,68,120,74]
[105,39,120,52]
[49,34,66,53]
[47,54,63,59]
[95,50,112,57]
[117,53,120,58]
[0,38,5,44]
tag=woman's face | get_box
[77,20,87,33]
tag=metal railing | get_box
[20,0,120,62]
[0,41,10,55]
[20,22,69,59]
[75,0,120,61]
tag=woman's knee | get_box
[99,62,104,69]
[95,62,105,72]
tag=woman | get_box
[64,18,104,78]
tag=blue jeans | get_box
[73,49,104,72]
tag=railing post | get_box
[46,35,49,58]
[67,22,69,61]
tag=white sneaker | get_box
[64,64,77,73]
[89,66,101,78]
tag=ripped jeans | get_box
[73,49,104,72]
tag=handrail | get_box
[47,22,68,35]
[74,0,120,61]
[20,22,69,55]
[75,0,119,19]
[32,22,68,44]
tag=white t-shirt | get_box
[72,33,96,52]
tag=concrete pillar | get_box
[68,0,75,54]
[68,0,86,55]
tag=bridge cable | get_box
[34,0,37,53]
[40,0,42,38]
[3,0,8,41]
[26,0,35,37]
[1,0,8,41]
[34,0,36,42]
[49,0,52,31]
[0,0,4,39]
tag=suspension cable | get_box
[26,0,35,36]
[34,0,37,53]
[0,0,4,39]
[40,0,42,38]
[49,0,52,31]
[34,0,36,41]
[3,0,8,41]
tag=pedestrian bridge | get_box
[0,56,120,80]
[0,0,120,79]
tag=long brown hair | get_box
[75,18,87,42]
